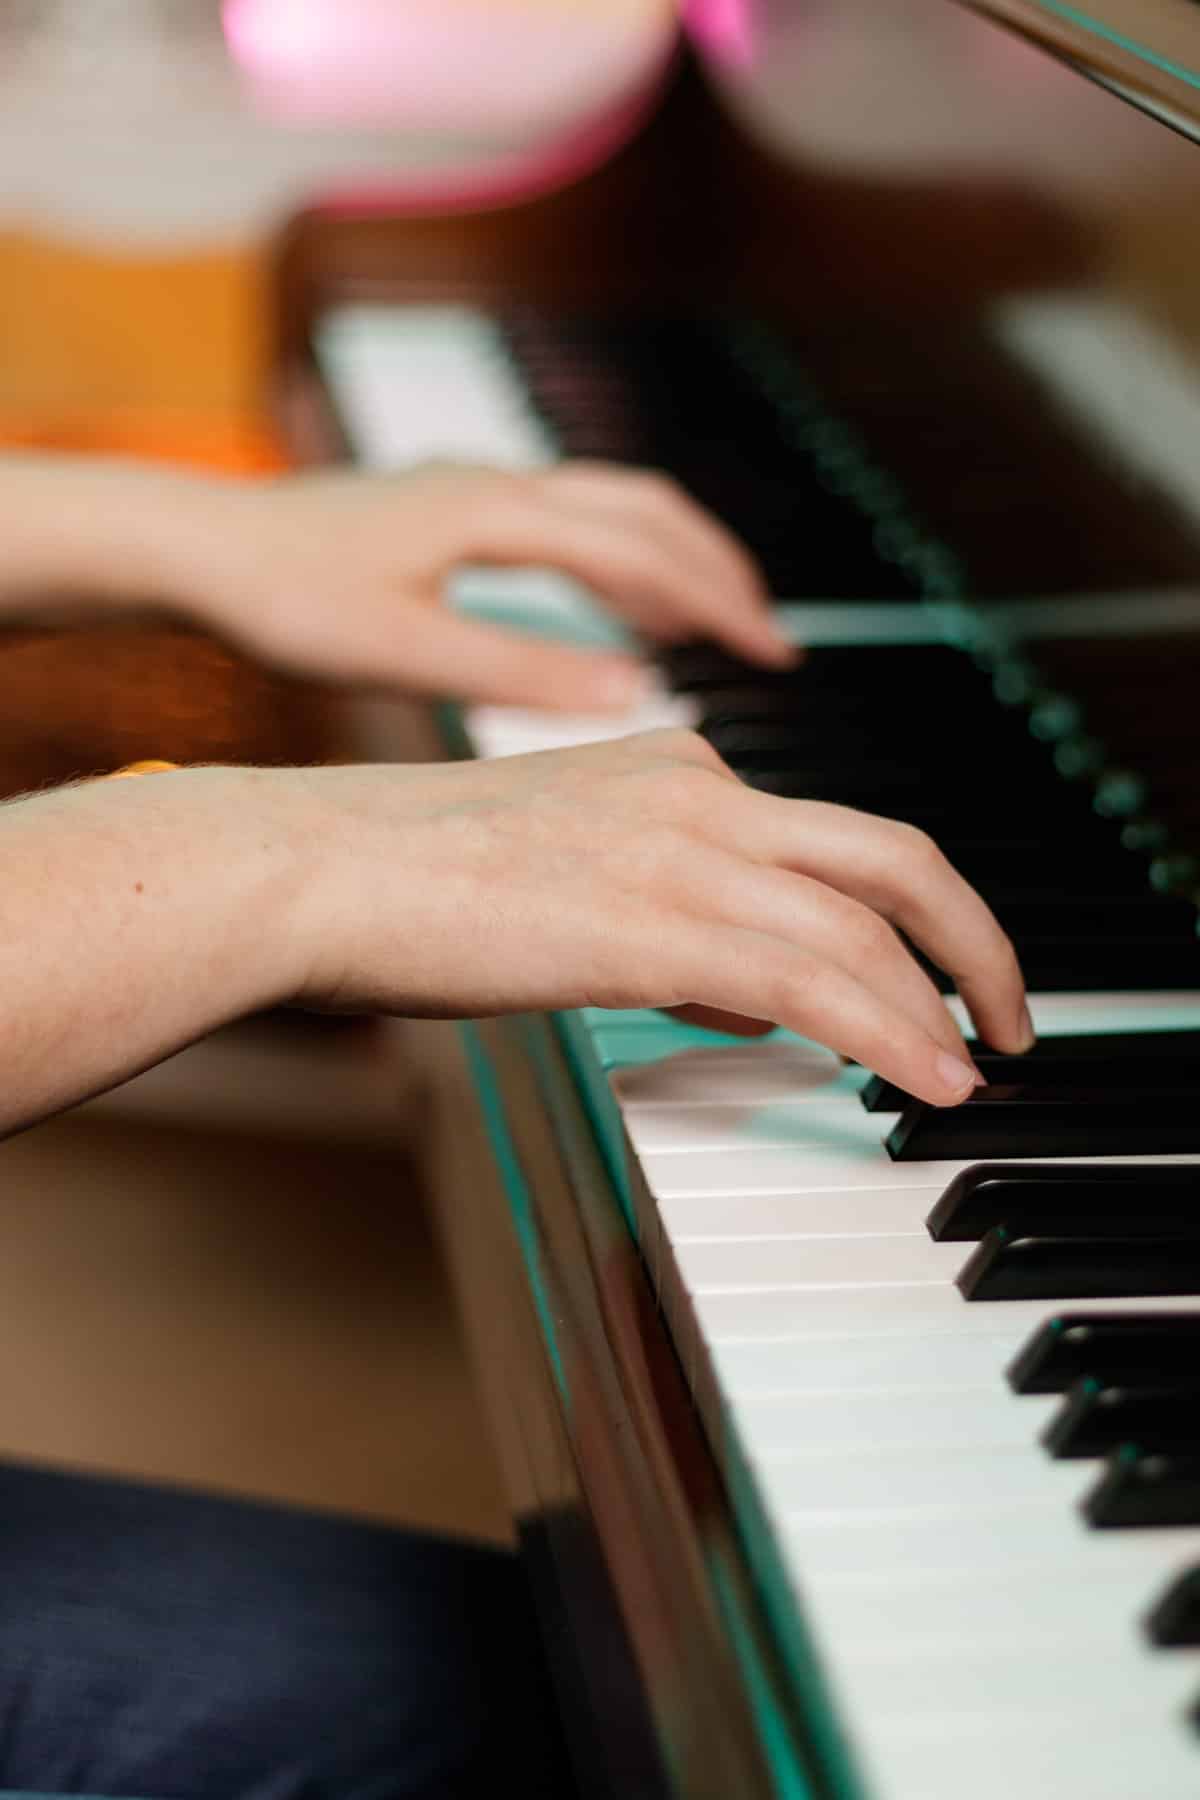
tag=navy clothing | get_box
[0,1461,568,1799]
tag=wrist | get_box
[92,763,331,1020]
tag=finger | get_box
[654,842,975,1065]
[546,462,773,617]
[637,917,981,1108]
[464,485,795,669]
[543,465,796,667]
[397,608,651,712]
[714,794,1032,1054]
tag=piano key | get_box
[803,1560,1187,1653]
[1146,1568,1200,1646]
[660,1182,945,1242]
[889,1087,1200,1161]
[709,1329,1024,1397]
[1009,1313,1200,1394]
[1083,1451,1200,1529]
[957,1230,1200,1302]
[832,1638,1200,1717]
[610,1041,845,1107]
[763,1442,1089,1519]
[647,1133,1200,1201]
[468,690,698,760]
[784,1501,1200,1582]
[695,1286,1200,1345]
[927,1162,1200,1241]
[736,1383,1056,1455]
[1043,1382,1200,1459]
[677,1233,968,1293]
[867,1041,1200,1113]
[622,1091,889,1156]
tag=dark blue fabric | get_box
[0,1461,568,1800]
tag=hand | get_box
[288,730,1032,1105]
[189,463,793,709]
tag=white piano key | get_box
[641,1142,1200,1198]
[860,1727,1200,1800]
[659,1183,946,1242]
[315,304,554,469]
[734,1384,1057,1454]
[761,1443,1090,1518]
[804,1562,1179,1653]
[835,1636,1200,1710]
[951,989,1200,1039]
[623,1087,886,1156]
[468,689,699,759]
[674,1233,965,1293]
[708,1328,1025,1395]
[784,1507,1200,1582]
[695,1285,1200,1342]
[611,1042,845,1107]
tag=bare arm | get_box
[0,735,1030,1141]
[0,455,792,701]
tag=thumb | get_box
[395,608,652,712]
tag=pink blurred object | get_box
[684,0,757,67]
[222,0,679,210]
[222,0,676,134]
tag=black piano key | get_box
[663,641,969,693]
[1146,1568,1200,1646]
[1082,1449,1200,1529]
[867,1048,1200,1115]
[887,1086,1200,1162]
[865,1029,1200,1113]
[1007,1313,1200,1394]
[957,1230,1200,1302]
[926,1162,1200,1241]
[1042,1381,1200,1459]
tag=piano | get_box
[275,4,1200,1795]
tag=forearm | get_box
[0,767,314,1135]
[0,454,231,616]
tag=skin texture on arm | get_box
[0,733,1030,1141]
[0,455,793,705]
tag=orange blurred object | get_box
[0,230,286,474]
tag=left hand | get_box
[185,462,795,710]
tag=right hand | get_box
[285,729,1031,1106]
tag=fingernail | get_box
[972,1068,988,1087]
[935,1050,979,1102]
[1016,1001,1036,1052]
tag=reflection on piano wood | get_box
[279,9,1200,1797]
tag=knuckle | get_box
[890,821,947,875]
[644,726,717,766]
[652,763,719,818]
[851,908,900,962]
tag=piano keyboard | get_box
[316,301,1200,1799]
